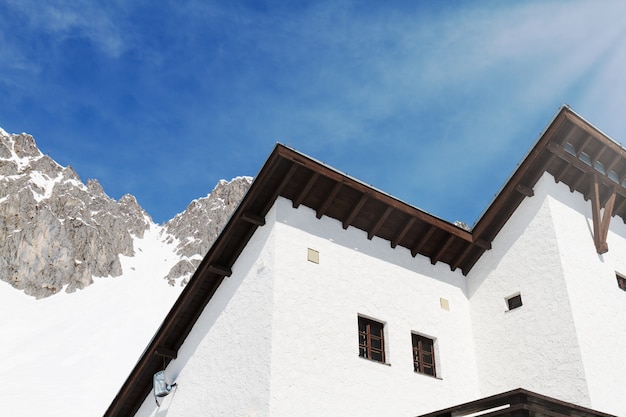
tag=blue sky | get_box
[1,1,625,225]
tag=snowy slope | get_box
[0,128,252,416]
[0,225,183,416]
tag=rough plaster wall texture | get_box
[134,206,278,417]
[548,179,626,416]
[268,198,481,417]
[468,173,590,406]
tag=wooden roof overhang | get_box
[104,142,483,417]
[417,388,616,417]
[105,106,626,417]
[474,106,626,254]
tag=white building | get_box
[105,107,625,417]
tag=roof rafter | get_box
[105,107,626,417]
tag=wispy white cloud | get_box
[252,0,626,221]
[1,0,625,223]
[3,0,129,58]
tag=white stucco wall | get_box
[549,178,626,416]
[132,174,626,417]
[468,173,590,406]
[134,204,278,417]
[267,198,480,416]
[133,197,481,417]
[469,172,626,416]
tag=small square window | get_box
[412,334,436,377]
[507,294,523,310]
[358,316,385,363]
[617,274,626,291]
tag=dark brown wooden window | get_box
[358,316,385,363]
[617,274,626,291]
[507,294,523,310]
[412,334,436,376]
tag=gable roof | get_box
[104,106,626,417]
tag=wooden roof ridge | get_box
[105,106,626,417]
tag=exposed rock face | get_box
[163,177,252,285]
[0,129,252,298]
[0,132,153,298]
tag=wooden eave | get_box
[104,142,481,417]
[105,106,626,417]
[474,106,626,255]
[417,388,616,417]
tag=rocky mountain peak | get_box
[163,176,252,285]
[0,129,253,297]
[12,132,42,159]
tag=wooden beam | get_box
[258,161,300,216]
[343,194,368,229]
[391,217,416,249]
[599,188,617,253]
[569,168,586,193]
[292,172,319,208]
[471,121,563,240]
[208,264,232,277]
[591,175,603,251]
[451,243,473,272]
[461,248,486,276]
[556,120,579,147]
[411,226,436,257]
[590,175,616,254]
[565,111,626,158]
[316,182,342,219]
[515,184,534,197]
[554,161,570,184]
[368,206,393,240]
[275,145,476,241]
[155,347,177,359]
[604,152,621,175]
[430,235,455,265]
[273,163,298,201]
[473,238,492,250]
[547,142,626,200]
[614,196,626,220]
[576,135,592,157]
[240,212,265,226]
[591,146,607,165]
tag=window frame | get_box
[506,293,523,311]
[412,333,437,377]
[358,316,386,364]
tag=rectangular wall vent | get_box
[307,248,319,264]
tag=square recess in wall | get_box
[307,248,319,264]
[439,298,450,311]
[506,293,523,311]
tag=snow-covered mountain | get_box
[0,128,252,416]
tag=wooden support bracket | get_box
[590,175,616,254]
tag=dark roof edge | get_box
[416,387,616,417]
[105,109,625,416]
[473,106,626,241]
